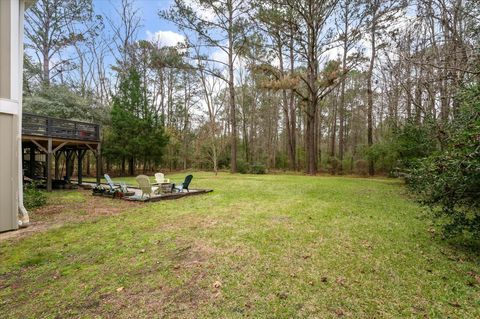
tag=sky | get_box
[95,0,186,47]
[26,0,413,92]
[88,0,371,98]
[91,0,224,117]
[92,0,234,71]
[89,0,401,75]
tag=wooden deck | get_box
[22,113,100,142]
[21,113,102,191]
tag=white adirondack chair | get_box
[136,175,159,198]
[154,172,170,184]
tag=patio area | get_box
[82,181,213,202]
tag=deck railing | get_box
[22,113,100,141]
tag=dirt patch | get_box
[90,241,218,318]
[0,190,139,242]
[169,239,217,266]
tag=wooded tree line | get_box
[22,0,479,176]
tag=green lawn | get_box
[1,172,479,318]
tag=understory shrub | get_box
[236,160,249,174]
[407,84,480,241]
[355,159,369,176]
[341,157,355,175]
[237,161,267,174]
[275,152,288,170]
[327,156,341,174]
[393,119,438,167]
[365,141,399,174]
[249,163,266,174]
[24,182,47,209]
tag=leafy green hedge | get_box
[407,84,480,241]
[24,182,47,210]
[237,161,267,174]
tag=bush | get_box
[341,157,354,175]
[236,160,249,174]
[23,182,47,209]
[394,119,437,166]
[249,162,266,174]
[236,161,267,174]
[355,159,369,176]
[275,152,288,170]
[327,156,341,175]
[407,84,480,241]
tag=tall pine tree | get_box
[104,68,168,175]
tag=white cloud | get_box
[210,49,229,66]
[184,0,216,22]
[270,56,281,68]
[324,46,343,61]
[146,30,186,47]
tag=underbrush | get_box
[23,182,47,209]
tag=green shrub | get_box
[327,156,340,175]
[407,84,480,241]
[236,160,249,174]
[24,182,47,209]
[360,121,437,176]
[366,142,400,174]
[355,159,369,176]
[340,157,354,175]
[249,162,266,174]
[275,152,288,170]
[236,161,266,174]
[394,119,437,166]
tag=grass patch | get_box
[46,190,87,204]
[1,172,479,318]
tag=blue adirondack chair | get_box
[173,175,193,193]
[104,174,127,193]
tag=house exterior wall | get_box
[0,1,12,99]
[0,115,18,231]
[0,0,25,232]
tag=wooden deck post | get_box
[66,151,70,180]
[29,145,35,178]
[77,150,85,185]
[65,150,75,181]
[54,151,61,179]
[47,138,52,192]
[96,144,101,185]
[86,153,90,176]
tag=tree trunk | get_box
[330,92,337,157]
[414,68,423,124]
[228,1,237,173]
[367,12,377,176]
[289,29,297,170]
[339,11,349,170]
[129,157,135,176]
[306,21,318,175]
[42,51,50,86]
[306,102,317,175]
[242,94,249,162]
[278,40,296,170]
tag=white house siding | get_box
[0,0,25,231]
